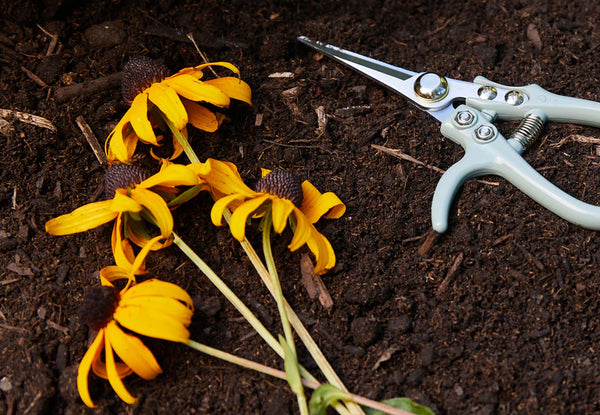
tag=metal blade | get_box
[298,36,417,97]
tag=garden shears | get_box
[298,36,600,233]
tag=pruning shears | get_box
[298,36,600,233]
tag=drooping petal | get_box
[204,77,252,105]
[128,94,158,145]
[270,197,294,234]
[130,235,167,275]
[211,194,247,226]
[106,119,135,164]
[201,158,256,197]
[306,226,336,275]
[122,279,193,308]
[111,190,144,213]
[164,74,230,107]
[138,163,199,189]
[111,216,143,274]
[129,188,173,238]
[77,330,105,408]
[45,200,118,236]
[287,209,313,251]
[300,180,346,223]
[106,322,162,381]
[99,265,133,286]
[147,83,187,130]
[193,61,241,74]
[92,358,132,380]
[229,195,270,241]
[183,100,224,132]
[114,301,192,343]
[104,328,138,404]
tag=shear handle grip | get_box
[432,105,600,232]
[467,76,600,128]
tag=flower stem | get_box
[221,209,365,415]
[186,340,414,415]
[261,212,309,415]
[164,116,201,163]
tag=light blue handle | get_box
[432,105,600,232]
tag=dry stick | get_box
[0,109,57,132]
[187,33,219,78]
[54,72,122,103]
[75,116,108,166]
[225,210,366,415]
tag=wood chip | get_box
[417,230,440,256]
[315,105,327,136]
[527,23,542,50]
[372,346,399,370]
[75,116,108,166]
[268,72,294,78]
[300,254,333,309]
[0,109,56,132]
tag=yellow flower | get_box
[77,266,194,407]
[45,163,201,273]
[198,158,346,275]
[106,57,252,163]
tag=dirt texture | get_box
[1,0,600,414]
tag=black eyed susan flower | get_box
[77,266,194,407]
[45,163,202,273]
[197,158,346,275]
[106,56,252,163]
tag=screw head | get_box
[475,125,495,141]
[456,110,474,125]
[477,85,497,100]
[505,90,525,106]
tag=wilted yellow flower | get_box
[106,56,252,163]
[198,158,346,274]
[45,163,202,273]
[77,266,194,407]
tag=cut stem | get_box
[187,340,414,415]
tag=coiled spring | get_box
[509,113,545,151]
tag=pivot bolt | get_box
[476,125,495,141]
[414,73,449,102]
[456,110,474,125]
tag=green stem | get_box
[186,340,414,415]
[262,212,309,415]
[164,116,201,163]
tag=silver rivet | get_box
[505,90,524,106]
[477,85,497,100]
[414,73,449,102]
[456,111,474,125]
[476,125,495,141]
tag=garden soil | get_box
[1,0,600,414]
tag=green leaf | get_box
[278,334,303,396]
[309,384,351,415]
[167,184,205,207]
[363,397,435,415]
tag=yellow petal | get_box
[288,209,312,251]
[194,61,241,74]
[114,300,192,343]
[45,200,117,235]
[111,217,142,274]
[128,94,158,144]
[211,194,246,226]
[306,227,336,275]
[229,195,270,241]
[111,190,144,213]
[204,77,252,105]
[129,188,173,238]
[122,279,193,308]
[147,83,187,130]
[99,265,133,286]
[301,180,346,223]
[202,158,255,196]
[106,119,135,164]
[77,330,105,408]
[164,74,230,107]
[104,326,139,404]
[183,100,223,132]
[106,321,162,380]
[92,358,132,380]
[139,163,199,189]
[271,197,294,234]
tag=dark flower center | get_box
[104,164,151,199]
[79,286,120,331]
[255,170,303,207]
[121,56,170,103]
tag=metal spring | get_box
[509,113,545,150]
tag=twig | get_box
[437,252,464,294]
[372,144,445,174]
[54,72,121,103]
[21,66,49,88]
[187,33,219,78]
[37,24,59,55]
[0,109,56,132]
[75,116,108,166]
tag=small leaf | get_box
[309,384,351,415]
[363,397,435,415]
[279,335,303,396]
[167,184,205,207]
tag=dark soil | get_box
[2,0,600,414]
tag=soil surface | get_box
[2,0,600,414]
